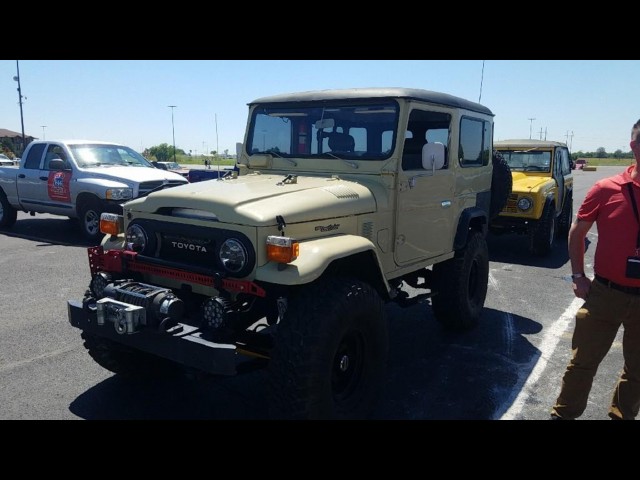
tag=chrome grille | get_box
[138,180,187,197]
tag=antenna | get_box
[478,60,485,103]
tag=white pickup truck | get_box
[0,140,188,242]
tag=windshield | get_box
[165,162,181,169]
[247,101,399,160]
[69,144,154,168]
[499,149,551,173]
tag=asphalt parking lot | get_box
[0,166,630,420]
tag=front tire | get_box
[529,202,555,255]
[556,195,573,238]
[78,197,104,243]
[0,190,17,228]
[81,332,181,378]
[268,278,388,419]
[431,230,489,330]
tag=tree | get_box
[148,143,181,162]
[614,149,623,159]
[596,147,606,158]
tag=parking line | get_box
[497,296,584,420]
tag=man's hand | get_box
[573,275,591,300]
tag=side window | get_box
[560,148,571,174]
[402,109,451,171]
[23,143,46,169]
[459,117,491,167]
[554,149,563,177]
[44,145,68,170]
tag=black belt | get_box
[595,274,640,296]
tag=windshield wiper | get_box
[325,152,358,169]
[266,150,297,166]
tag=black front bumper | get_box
[68,300,241,376]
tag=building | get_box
[0,128,37,156]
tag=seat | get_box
[422,142,445,170]
[402,137,424,170]
[327,132,355,153]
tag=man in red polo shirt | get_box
[550,120,640,420]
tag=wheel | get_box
[529,201,555,255]
[0,190,17,228]
[556,195,573,237]
[81,332,182,378]
[78,197,104,243]
[489,150,512,220]
[268,278,388,419]
[431,230,489,330]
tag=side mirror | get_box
[48,159,67,171]
[236,142,246,165]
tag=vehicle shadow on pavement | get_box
[69,305,542,420]
[1,216,94,248]
[487,232,570,268]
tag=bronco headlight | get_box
[126,224,147,252]
[517,197,533,212]
[106,188,133,201]
[219,239,248,273]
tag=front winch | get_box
[92,279,185,333]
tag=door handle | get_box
[39,176,48,181]
[18,174,25,178]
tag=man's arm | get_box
[568,218,594,299]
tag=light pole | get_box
[13,60,26,154]
[168,105,177,163]
[528,117,536,139]
[41,125,47,140]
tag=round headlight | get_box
[219,238,247,273]
[517,197,533,211]
[126,224,147,252]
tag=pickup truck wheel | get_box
[431,230,489,330]
[490,150,512,220]
[268,278,388,419]
[529,202,555,255]
[556,195,573,238]
[81,332,181,378]
[78,198,104,243]
[0,191,17,228]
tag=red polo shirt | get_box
[577,159,640,287]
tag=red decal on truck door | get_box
[48,171,72,202]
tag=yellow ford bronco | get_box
[68,88,511,419]
[489,139,573,255]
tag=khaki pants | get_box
[551,279,640,420]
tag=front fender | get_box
[255,235,382,286]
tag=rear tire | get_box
[0,190,17,228]
[490,150,512,220]
[431,230,489,331]
[268,278,388,419]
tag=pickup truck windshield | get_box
[247,101,399,160]
[69,144,154,168]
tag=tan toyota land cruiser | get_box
[489,139,573,255]
[67,88,511,419]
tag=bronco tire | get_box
[431,230,489,330]
[530,201,555,255]
[268,278,388,419]
[489,150,512,220]
[556,195,573,237]
[0,190,17,228]
[78,196,104,243]
[81,332,181,378]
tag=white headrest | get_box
[422,142,445,170]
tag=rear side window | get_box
[23,143,46,169]
[459,117,491,167]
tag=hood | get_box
[81,166,188,184]
[126,173,376,226]
[511,172,553,193]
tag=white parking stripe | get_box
[497,296,584,420]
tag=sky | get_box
[1,60,638,156]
